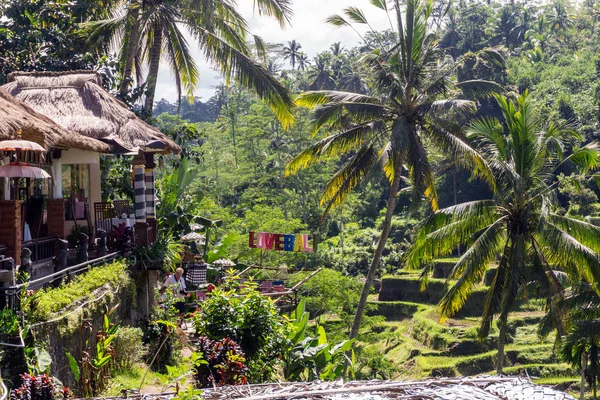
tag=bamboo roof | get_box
[2,71,180,154]
[0,87,111,153]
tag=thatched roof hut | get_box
[2,71,180,154]
[0,87,110,153]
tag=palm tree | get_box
[297,53,309,71]
[282,39,302,69]
[562,320,600,400]
[307,53,335,90]
[330,42,344,58]
[490,6,517,48]
[287,0,499,341]
[558,283,600,400]
[85,0,295,124]
[547,0,573,40]
[406,92,600,373]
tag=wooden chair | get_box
[113,200,130,218]
[94,202,115,236]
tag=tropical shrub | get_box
[193,277,288,382]
[112,327,146,372]
[142,291,182,373]
[0,307,20,335]
[10,374,71,400]
[192,336,248,387]
[287,269,362,318]
[66,306,120,397]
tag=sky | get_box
[154,0,390,103]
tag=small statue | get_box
[19,248,32,281]
[53,239,69,272]
[96,229,107,257]
[77,233,89,264]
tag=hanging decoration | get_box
[249,231,313,252]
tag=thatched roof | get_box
[200,376,576,400]
[0,87,111,153]
[2,71,181,154]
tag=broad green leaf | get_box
[65,352,80,382]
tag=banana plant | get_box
[283,300,354,381]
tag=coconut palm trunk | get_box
[349,162,402,340]
[582,348,588,400]
[119,11,140,98]
[496,311,508,373]
[144,26,163,115]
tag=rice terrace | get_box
[0,0,599,399]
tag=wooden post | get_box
[0,200,23,265]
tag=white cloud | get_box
[156,0,389,102]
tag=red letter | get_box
[274,234,284,251]
[249,231,257,248]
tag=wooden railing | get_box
[22,237,57,263]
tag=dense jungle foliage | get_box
[3,0,600,397]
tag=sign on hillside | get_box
[249,231,313,252]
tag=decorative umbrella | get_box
[0,139,45,152]
[0,130,46,152]
[180,232,206,245]
[0,164,50,179]
[212,258,236,267]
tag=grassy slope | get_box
[322,270,581,394]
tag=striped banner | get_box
[134,165,146,222]
[145,168,156,219]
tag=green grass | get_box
[533,376,579,385]
[104,365,169,396]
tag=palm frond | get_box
[405,200,498,269]
[536,221,600,292]
[455,80,504,100]
[252,0,293,27]
[296,91,380,108]
[370,0,388,11]
[548,214,600,254]
[438,218,507,318]
[426,124,496,191]
[165,22,200,102]
[344,6,369,24]
[325,14,351,28]
[320,144,380,217]
[191,26,295,128]
[285,121,384,176]
[558,142,600,173]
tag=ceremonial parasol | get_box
[0,139,45,152]
[0,130,46,152]
[212,258,236,267]
[180,232,206,245]
[0,164,50,179]
[0,130,49,179]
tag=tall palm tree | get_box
[282,39,302,69]
[547,0,573,40]
[307,53,335,90]
[297,53,309,71]
[287,0,499,341]
[490,6,517,48]
[330,42,344,58]
[406,92,600,373]
[85,0,295,124]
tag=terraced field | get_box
[322,268,581,395]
